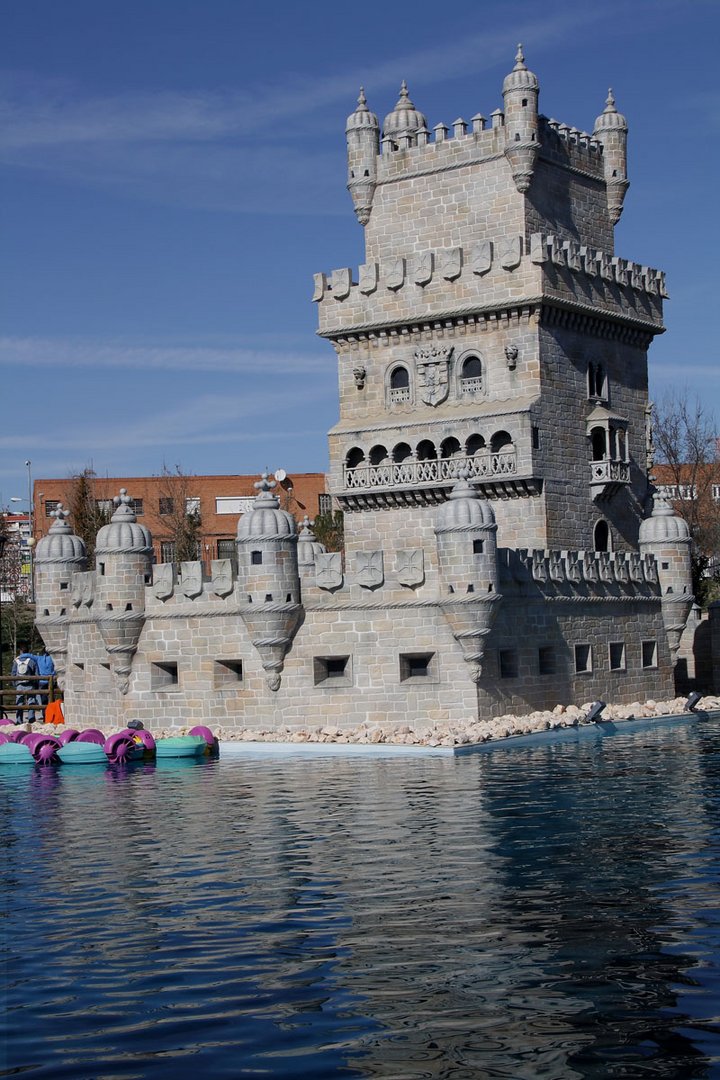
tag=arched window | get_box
[466,434,486,456]
[594,520,610,552]
[590,427,607,461]
[416,440,437,461]
[346,447,365,469]
[459,354,483,396]
[388,365,411,405]
[369,445,388,465]
[392,442,413,463]
[440,437,461,459]
[490,430,513,453]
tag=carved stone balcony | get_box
[589,457,631,499]
[339,450,541,508]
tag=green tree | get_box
[313,510,344,552]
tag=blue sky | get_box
[1,0,717,506]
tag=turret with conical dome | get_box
[236,473,302,690]
[593,88,629,224]
[34,505,87,690]
[434,475,502,683]
[382,81,427,147]
[346,88,380,226]
[502,44,540,193]
[639,493,693,661]
[94,489,153,694]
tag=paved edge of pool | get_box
[217,708,720,758]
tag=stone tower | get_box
[34,505,87,690]
[639,494,694,661]
[316,49,666,567]
[94,489,153,694]
[236,473,302,690]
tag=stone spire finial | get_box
[514,43,526,69]
[605,87,616,111]
[252,471,280,510]
[49,504,71,529]
[299,515,315,535]
[111,488,136,520]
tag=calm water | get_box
[2,719,720,1079]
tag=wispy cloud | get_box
[0,336,333,375]
[0,4,619,214]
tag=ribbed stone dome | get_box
[237,475,297,539]
[297,517,326,566]
[435,476,496,531]
[95,490,153,553]
[383,81,427,141]
[346,87,379,132]
[503,45,539,93]
[638,494,690,544]
[594,88,627,133]
[34,506,86,564]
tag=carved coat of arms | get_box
[152,563,175,601]
[396,549,424,588]
[316,551,343,591]
[414,345,453,407]
[356,551,384,589]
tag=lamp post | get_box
[0,528,7,683]
[25,461,34,604]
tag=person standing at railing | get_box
[32,645,55,720]
[11,643,39,725]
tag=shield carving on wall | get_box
[396,549,424,588]
[356,551,384,589]
[415,345,453,407]
[316,551,343,591]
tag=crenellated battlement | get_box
[315,232,666,339]
[372,111,605,183]
[500,547,661,596]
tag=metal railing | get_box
[344,450,517,491]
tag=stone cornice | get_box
[319,294,663,347]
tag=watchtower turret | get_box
[236,473,302,690]
[346,88,380,226]
[638,494,694,661]
[94,489,153,693]
[593,88,629,224]
[502,44,540,193]
[435,475,503,682]
[34,505,87,690]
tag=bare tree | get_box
[66,467,111,569]
[154,464,202,563]
[652,390,720,601]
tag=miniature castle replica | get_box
[35,50,700,731]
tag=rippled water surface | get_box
[3,718,720,1079]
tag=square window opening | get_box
[538,646,556,675]
[473,539,484,554]
[213,659,244,689]
[313,655,352,687]
[399,652,435,682]
[609,642,626,671]
[642,640,658,669]
[499,649,518,679]
[575,643,593,674]
[151,661,179,691]
[251,550,263,565]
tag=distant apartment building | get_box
[33,472,330,565]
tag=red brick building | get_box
[33,472,330,564]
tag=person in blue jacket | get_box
[11,643,39,724]
[33,645,56,719]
